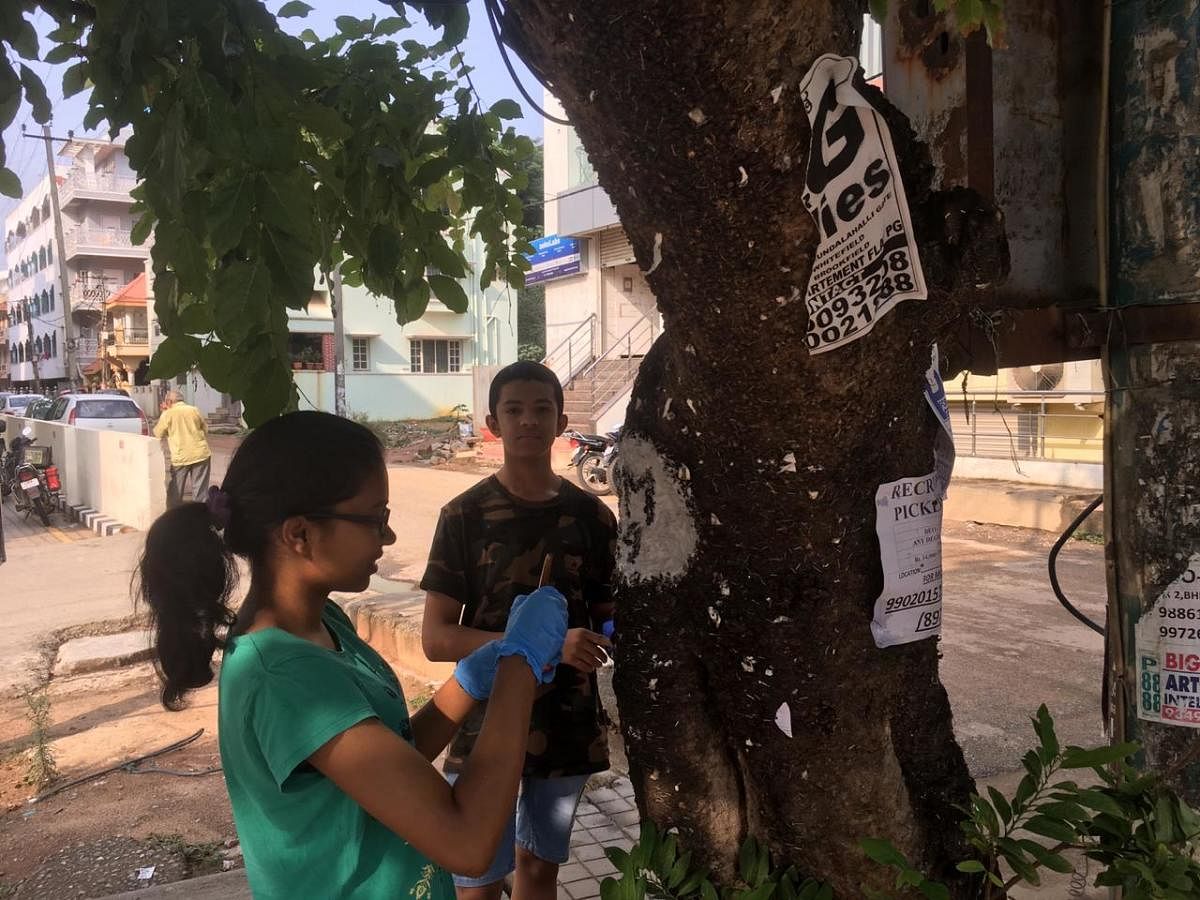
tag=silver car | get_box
[47,393,149,435]
[0,394,48,417]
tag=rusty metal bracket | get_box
[953,302,1200,375]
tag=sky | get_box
[0,0,545,267]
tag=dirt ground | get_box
[0,660,436,898]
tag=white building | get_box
[4,138,149,394]
[150,236,516,423]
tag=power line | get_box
[481,0,569,126]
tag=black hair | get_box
[487,360,564,418]
[136,411,384,708]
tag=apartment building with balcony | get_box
[59,137,148,387]
[4,176,67,392]
[0,276,9,391]
[3,139,145,392]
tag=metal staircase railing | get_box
[583,315,658,418]
[541,313,597,387]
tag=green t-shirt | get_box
[218,602,454,899]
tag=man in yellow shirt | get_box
[154,390,212,508]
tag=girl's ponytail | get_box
[135,501,236,708]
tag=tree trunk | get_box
[504,1,1008,891]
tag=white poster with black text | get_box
[1136,553,1200,728]
[799,54,927,353]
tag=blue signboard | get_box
[525,235,583,286]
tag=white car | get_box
[0,394,48,417]
[47,393,149,435]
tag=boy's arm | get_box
[421,590,496,662]
[587,502,619,629]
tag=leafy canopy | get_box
[0,0,534,423]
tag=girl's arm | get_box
[308,657,535,877]
[408,677,476,762]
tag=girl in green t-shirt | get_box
[135,411,567,899]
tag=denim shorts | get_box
[445,773,589,888]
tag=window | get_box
[75,399,141,419]
[409,338,464,374]
[38,247,46,270]
[351,338,370,372]
[47,286,54,311]
[50,333,57,358]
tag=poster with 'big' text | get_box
[799,55,927,353]
[1137,553,1200,728]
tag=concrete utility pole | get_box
[41,124,79,391]
[1105,0,1200,800]
[330,266,347,417]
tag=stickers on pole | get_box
[923,344,956,499]
[1136,554,1200,728]
[798,55,927,354]
[870,345,953,649]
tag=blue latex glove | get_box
[498,586,568,684]
[453,641,503,701]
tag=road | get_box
[1,465,1107,779]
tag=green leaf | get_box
[1018,840,1074,875]
[412,157,456,189]
[700,881,718,900]
[131,212,156,247]
[148,336,199,379]
[986,787,1013,826]
[868,0,888,22]
[19,65,50,124]
[61,62,88,98]
[426,238,468,279]
[0,167,20,199]
[1061,743,1138,770]
[157,222,210,291]
[918,882,950,900]
[198,342,238,393]
[241,354,295,426]
[1020,815,1078,844]
[8,17,38,59]
[427,274,468,314]
[42,43,78,65]
[212,258,271,345]
[490,98,523,120]
[956,860,986,873]
[374,16,408,36]
[208,175,254,257]
[860,837,908,869]
[738,837,757,883]
[277,1,313,18]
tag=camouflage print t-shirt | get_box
[420,475,617,778]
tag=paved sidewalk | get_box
[109,777,641,899]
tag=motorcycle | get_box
[564,428,620,496]
[1,426,60,527]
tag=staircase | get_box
[555,315,658,433]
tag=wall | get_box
[11,416,168,530]
[294,371,474,420]
[953,456,1102,490]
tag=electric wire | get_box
[480,0,570,126]
[1048,494,1105,636]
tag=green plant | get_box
[601,822,831,900]
[599,707,1200,899]
[21,684,57,789]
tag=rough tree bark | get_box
[504,2,1008,891]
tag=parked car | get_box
[46,393,149,435]
[0,394,47,417]
[24,398,55,420]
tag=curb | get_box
[63,500,132,537]
[335,593,455,684]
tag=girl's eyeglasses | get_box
[304,509,392,538]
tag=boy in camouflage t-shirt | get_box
[421,361,617,900]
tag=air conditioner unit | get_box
[1003,360,1103,397]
